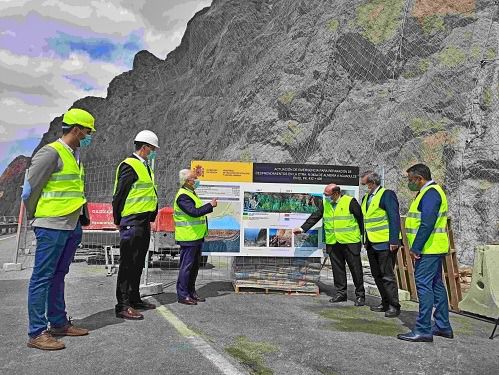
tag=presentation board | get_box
[191,161,359,257]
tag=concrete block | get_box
[365,284,411,301]
[140,282,163,297]
[2,263,22,272]
[397,289,411,301]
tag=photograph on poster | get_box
[243,192,321,214]
[203,230,240,253]
[294,230,319,248]
[269,228,293,247]
[244,228,267,247]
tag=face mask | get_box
[148,150,157,161]
[407,181,419,191]
[324,196,332,202]
[193,180,200,189]
[79,134,92,148]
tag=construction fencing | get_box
[10,151,497,291]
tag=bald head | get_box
[324,184,341,202]
[324,184,340,195]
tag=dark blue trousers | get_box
[28,223,82,337]
[176,245,202,300]
[414,255,452,335]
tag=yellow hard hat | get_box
[62,108,95,132]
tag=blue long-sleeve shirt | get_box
[410,182,442,255]
[365,189,401,250]
[175,188,213,246]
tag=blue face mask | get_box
[79,134,92,148]
[193,180,200,189]
[148,150,157,161]
[324,196,332,202]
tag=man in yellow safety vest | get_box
[360,170,401,318]
[113,130,159,320]
[22,108,95,350]
[397,163,453,342]
[174,169,217,305]
[294,184,365,306]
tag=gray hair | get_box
[360,170,382,185]
[178,169,192,185]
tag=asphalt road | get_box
[1,234,498,375]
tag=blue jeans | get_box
[28,223,82,337]
[414,255,452,335]
[176,245,202,300]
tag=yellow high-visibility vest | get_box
[173,188,208,241]
[361,187,390,243]
[34,141,86,218]
[405,184,449,255]
[323,195,361,244]
[114,157,157,217]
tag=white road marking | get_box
[0,235,16,241]
[151,298,244,375]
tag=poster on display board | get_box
[191,161,360,257]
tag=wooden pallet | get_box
[397,217,418,301]
[396,217,462,312]
[443,218,462,312]
[233,282,319,296]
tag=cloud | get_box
[64,73,97,91]
[47,30,144,66]
[0,0,212,172]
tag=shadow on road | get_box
[72,309,125,331]
[154,281,234,305]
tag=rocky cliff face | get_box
[2,0,498,263]
[0,155,30,216]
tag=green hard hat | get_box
[62,108,95,132]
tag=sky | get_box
[0,0,211,174]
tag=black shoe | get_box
[384,305,400,318]
[370,304,388,312]
[432,327,454,339]
[354,297,365,307]
[397,331,433,342]
[329,295,347,303]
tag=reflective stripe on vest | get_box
[361,187,390,243]
[34,141,86,218]
[405,184,449,255]
[173,188,208,241]
[114,157,158,218]
[323,195,361,245]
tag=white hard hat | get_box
[134,130,160,148]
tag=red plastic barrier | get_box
[152,207,174,232]
[86,202,115,230]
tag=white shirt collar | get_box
[133,152,146,163]
[370,185,381,196]
[58,138,80,162]
[57,138,73,153]
[421,180,435,191]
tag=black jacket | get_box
[301,195,364,242]
[112,154,158,226]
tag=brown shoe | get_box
[27,332,65,351]
[131,301,156,310]
[116,307,144,320]
[178,297,197,305]
[49,323,89,337]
